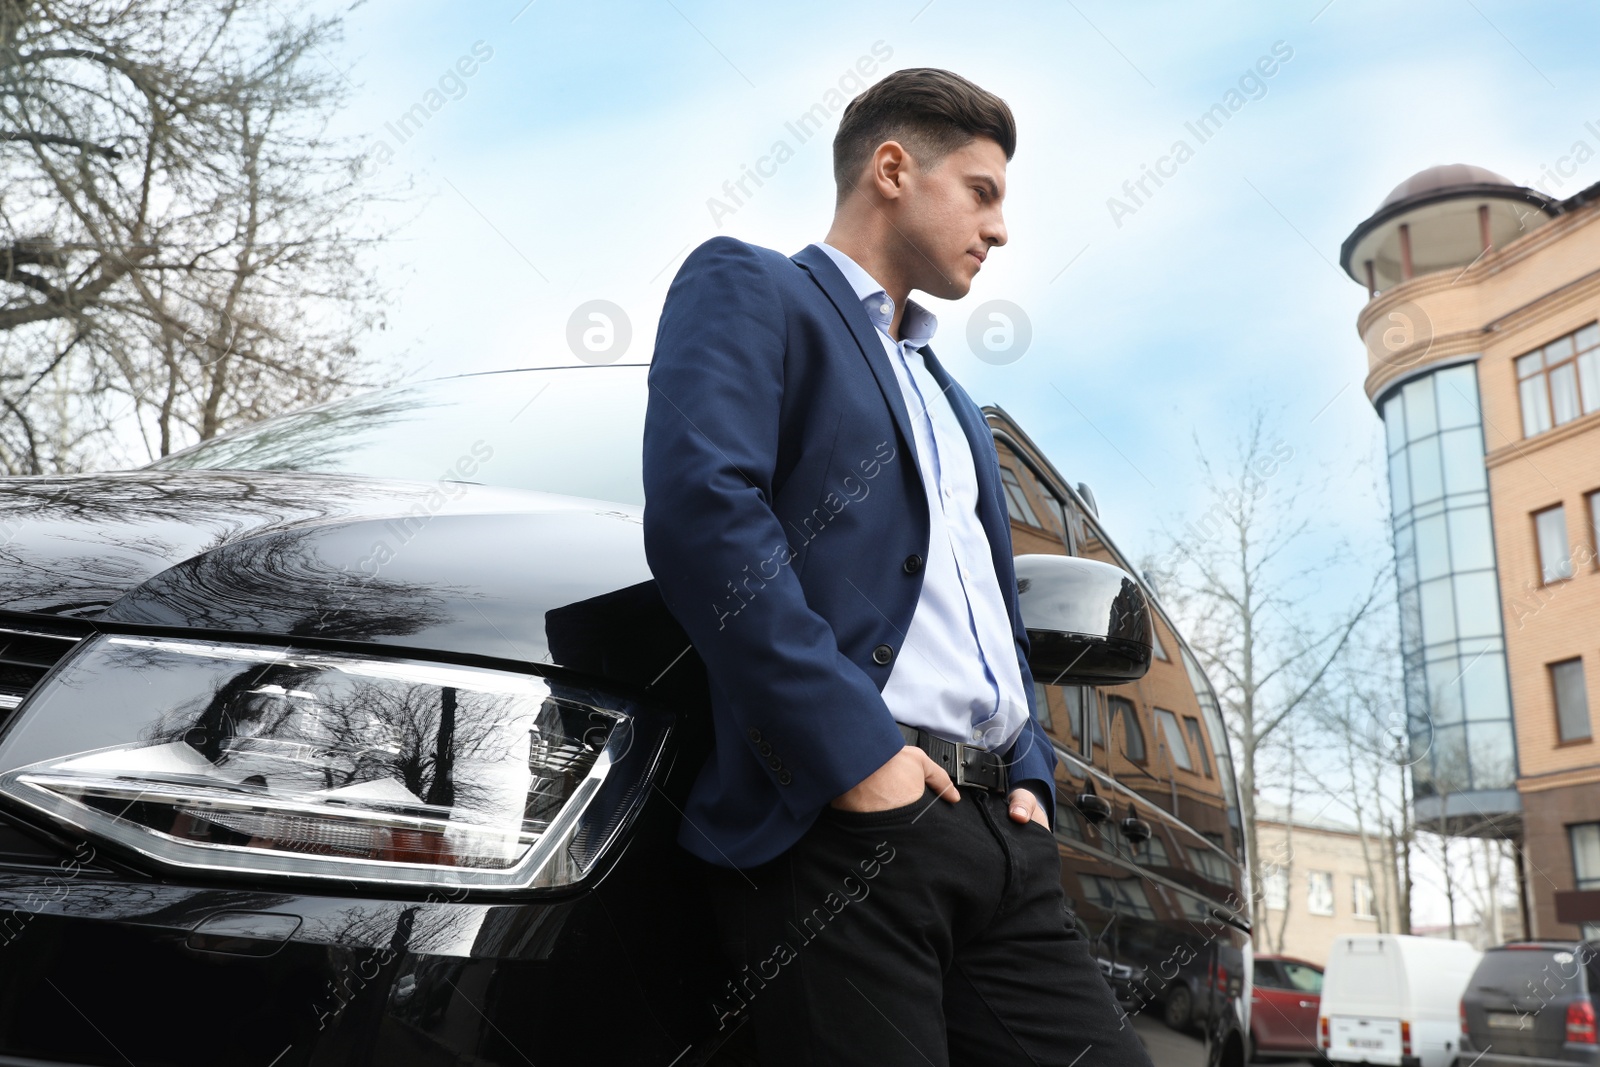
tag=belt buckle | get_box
[956,742,1005,794]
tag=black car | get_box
[0,363,1251,1066]
[1459,941,1600,1067]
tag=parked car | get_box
[1458,941,1600,1066]
[1319,934,1481,1067]
[1252,955,1324,1060]
[0,364,1251,1066]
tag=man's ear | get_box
[866,141,910,201]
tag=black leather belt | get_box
[897,722,1009,794]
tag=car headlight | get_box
[0,634,668,891]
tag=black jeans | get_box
[704,785,1154,1066]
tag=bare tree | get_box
[0,0,391,474]
[1149,412,1383,943]
[1300,638,1417,936]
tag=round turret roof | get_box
[1378,164,1516,210]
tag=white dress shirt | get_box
[816,242,1031,755]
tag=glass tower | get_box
[1382,361,1518,805]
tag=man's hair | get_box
[832,68,1015,202]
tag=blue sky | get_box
[322,0,1599,566]
[317,0,1598,921]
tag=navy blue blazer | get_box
[642,236,1058,869]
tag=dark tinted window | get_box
[1469,947,1589,994]
[1108,696,1146,761]
[145,365,649,505]
[1185,716,1213,777]
[999,465,1041,527]
[1254,960,1286,989]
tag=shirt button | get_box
[972,729,983,740]
[878,302,890,315]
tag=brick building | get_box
[1252,800,1401,966]
[1341,163,1600,938]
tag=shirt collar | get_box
[816,241,938,350]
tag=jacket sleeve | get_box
[1005,584,1059,829]
[641,236,907,818]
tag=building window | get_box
[1133,833,1169,868]
[1381,363,1517,799]
[1573,824,1600,890]
[1107,696,1146,761]
[1263,868,1288,911]
[1184,716,1213,776]
[1031,681,1054,731]
[1307,871,1335,916]
[1353,875,1376,920]
[1187,846,1231,884]
[1590,491,1600,562]
[1516,322,1600,438]
[1066,688,1102,755]
[1155,708,1193,771]
[999,466,1041,528]
[1552,658,1592,743]
[1536,505,1574,583]
[1575,823,1600,942]
[1079,874,1157,920]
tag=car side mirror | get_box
[1015,554,1152,686]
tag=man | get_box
[643,68,1151,1066]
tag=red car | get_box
[1252,955,1325,1061]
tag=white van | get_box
[1318,934,1482,1067]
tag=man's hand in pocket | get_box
[829,745,960,812]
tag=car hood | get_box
[0,469,695,690]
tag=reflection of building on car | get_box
[0,365,1250,1066]
[995,416,1249,1052]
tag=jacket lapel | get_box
[918,343,1020,621]
[792,243,923,484]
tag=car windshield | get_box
[145,365,649,505]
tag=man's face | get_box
[895,135,1008,301]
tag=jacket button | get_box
[872,644,894,665]
[758,742,772,757]
[747,727,761,742]
[903,554,924,574]
[777,770,793,785]
[768,755,783,770]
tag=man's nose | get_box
[984,216,1008,248]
